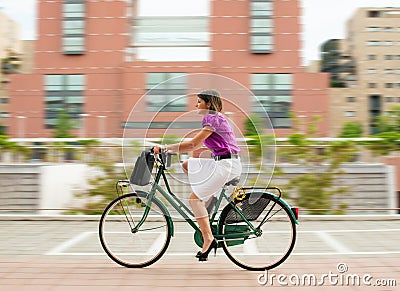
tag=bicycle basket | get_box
[225,194,271,224]
[130,149,155,186]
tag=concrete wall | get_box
[0,164,90,214]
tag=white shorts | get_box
[188,157,242,201]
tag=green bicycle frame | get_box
[132,158,297,241]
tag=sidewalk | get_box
[0,217,399,290]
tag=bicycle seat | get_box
[225,177,240,186]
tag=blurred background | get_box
[0,0,399,216]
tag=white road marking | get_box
[316,231,352,253]
[243,238,259,255]
[146,233,166,254]
[46,231,92,255]
[45,229,400,256]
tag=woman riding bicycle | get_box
[154,89,242,261]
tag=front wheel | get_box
[218,192,296,271]
[99,192,172,268]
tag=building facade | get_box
[324,7,400,136]
[8,0,329,139]
[0,12,23,134]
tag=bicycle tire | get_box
[99,191,172,268]
[218,192,296,271]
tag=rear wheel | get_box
[218,192,296,271]
[99,192,172,268]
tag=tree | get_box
[244,113,264,137]
[375,105,400,133]
[366,105,400,156]
[53,109,75,138]
[278,115,357,214]
[338,121,363,138]
[64,151,126,215]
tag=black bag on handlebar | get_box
[130,149,155,186]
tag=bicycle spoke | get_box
[219,192,296,271]
[99,192,172,268]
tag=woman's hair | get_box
[197,89,222,113]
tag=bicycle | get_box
[99,150,299,271]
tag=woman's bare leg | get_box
[189,192,214,253]
[182,159,188,173]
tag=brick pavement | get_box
[0,217,399,290]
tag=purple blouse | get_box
[202,113,240,156]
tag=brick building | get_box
[8,0,329,138]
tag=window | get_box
[368,11,380,17]
[0,98,8,104]
[384,69,393,74]
[368,83,377,88]
[132,0,209,62]
[44,74,85,128]
[63,0,85,54]
[346,97,356,102]
[366,27,380,32]
[367,69,377,74]
[345,111,355,117]
[367,41,380,46]
[385,83,394,88]
[368,54,377,60]
[251,73,293,128]
[146,73,187,112]
[386,97,394,102]
[385,55,393,60]
[250,0,273,53]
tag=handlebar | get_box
[151,146,176,168]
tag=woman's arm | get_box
[154,126,213,154]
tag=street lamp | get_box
[16,115,26,138]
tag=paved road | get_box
[0,216,399,291]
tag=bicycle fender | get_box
[135,190,175,236]
[264,192,299,225]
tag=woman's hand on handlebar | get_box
[153,145,163,155]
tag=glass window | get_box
[368,54,377,60]
[251,1,272,13]
[250,0,273,53]
[63,3,85,18]
[368,83,377,88]
[251,73,292,128]
[345,111,355,117]
[44,74,85,128]
[146,72,187,112]
[347,97,356,102]
[63,20,84,35]
[367,41,380,46]
[63,0,85,54]
[366,27,380,32]
[45,75,63,91]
